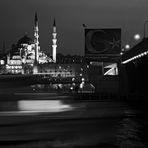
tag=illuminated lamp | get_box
[82,78,85,82]
[80,73,82,76]
[125,44,130,50]
[141,53,144,56]
[144,52,147,55]
[134,34,141,40]
[70,87,73,90]
[87,65,89,68]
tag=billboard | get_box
[85,28,121,56]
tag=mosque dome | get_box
[17,35,34,45]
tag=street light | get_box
[134,34,141,40]
[125,44,130,50]
[125,33,141,51]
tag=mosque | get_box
[0,13,58,74]
[0,13,88,84]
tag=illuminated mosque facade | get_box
[0,13,88,83]
[1,13,57,74]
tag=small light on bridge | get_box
[134,34,141,40]
[120,52,123,55]
[122,50,148,64]
[125,44,130,50]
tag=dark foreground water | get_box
[0,94,147,148]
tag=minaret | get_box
[7,52,10,65]
[52,18,57,63]
[34,12,39,63]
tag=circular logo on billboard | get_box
[85,29,120,54]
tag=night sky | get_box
[0,0,148,55]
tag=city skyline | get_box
[0,0,148,55]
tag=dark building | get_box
[84,28,122,94]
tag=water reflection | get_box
[2,116,146,148]
[18,100,73,112]
[0,94,147,148]
[116,117,145,148]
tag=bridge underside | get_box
[124,54,148,95]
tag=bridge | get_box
[122,37,148,64]
[121,37,148,95]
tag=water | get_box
[0,94,147,148]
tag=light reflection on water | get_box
[115,117,146,148]
[0,117,146,148]
[18,100,73,112]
